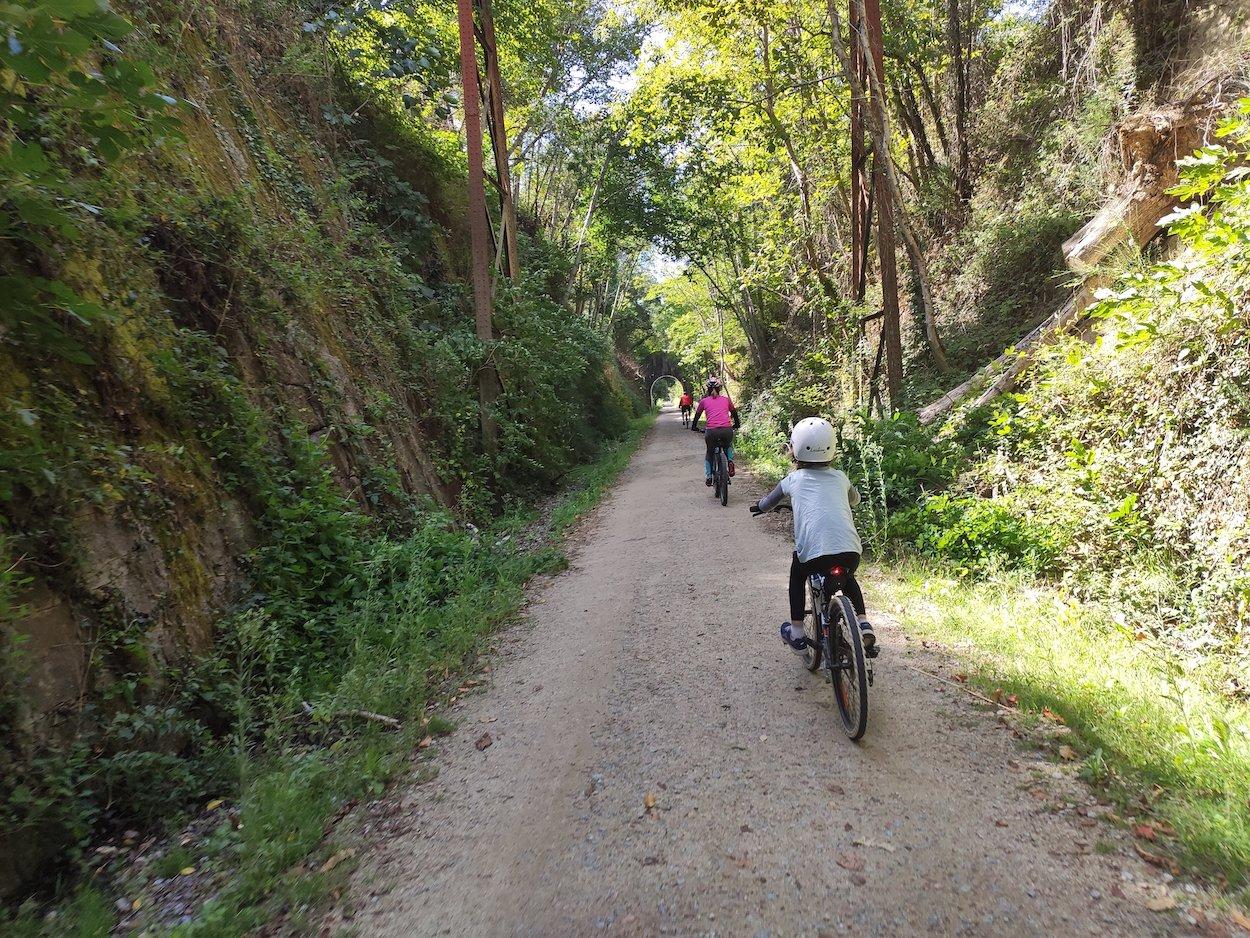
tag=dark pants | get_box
[703,427,734,477]
[789,552,865,621]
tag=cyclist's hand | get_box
[749,502,763,515]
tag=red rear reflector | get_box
[830,565,844,576]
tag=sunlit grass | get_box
[879,562,1250,890]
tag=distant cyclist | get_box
[678,389,694,423]
[690,378,739,486]
[750,417,875,655]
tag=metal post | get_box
[849,0,870,303]
[475,0,520,280]
[855,0,903,411]
[456,0,499,455]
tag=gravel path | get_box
[328,410,1187,936]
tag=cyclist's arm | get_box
[691,403,705,429]
[848,484,861,508]
[729,403,740,430]
[756,480,787,512]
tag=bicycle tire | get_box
[803,580,822,672]
[717,450,729,506]
[830,593,868,740]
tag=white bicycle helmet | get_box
[790,417,835,463]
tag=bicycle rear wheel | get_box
[829,594,868,740]
[803,581,822,672]
[717,450,729,506]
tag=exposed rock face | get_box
[3,19,456,757]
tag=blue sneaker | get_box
[780,622,809,654]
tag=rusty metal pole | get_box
[849,0,870,303]
[475,0,520,280]
[456,0,499,455]
[857,0,904,411]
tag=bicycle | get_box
[767,506,872,740]
[695,427,730,506]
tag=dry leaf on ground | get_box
[475,732,493,751]
[1058,745,1077,760]
[1144,895,1176,912]
[852,838,896,853]
[319,848,357,873]
[1132,823,1157,841]
[1042,707,1066,724]
[836,852,865,872]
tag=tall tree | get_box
[946,0,972,203]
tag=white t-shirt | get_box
[773,467,862,561]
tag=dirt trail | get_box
[328,411,1183,936]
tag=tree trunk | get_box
[566,138,615,306]
[896,78,936,173]
[910,60,951,163]
[946,0,972,203]
[760,21,840,301]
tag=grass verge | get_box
[4,415,654,937]
[878,561,1250,900]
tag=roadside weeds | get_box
[4,416,655,937]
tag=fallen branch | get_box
[301,702,402,730]
[337,709,402,729]
[897,660,1006,709]
[917,286,1090,424]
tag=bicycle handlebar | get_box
[750,502,791,516]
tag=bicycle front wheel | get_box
[717,450,729,506]
[830,594,868,740]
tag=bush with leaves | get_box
[909,99,1250,670]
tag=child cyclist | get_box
[750,417,876,656]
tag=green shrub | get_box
[893,493,1062,577]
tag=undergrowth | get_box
[2,414,653,935]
